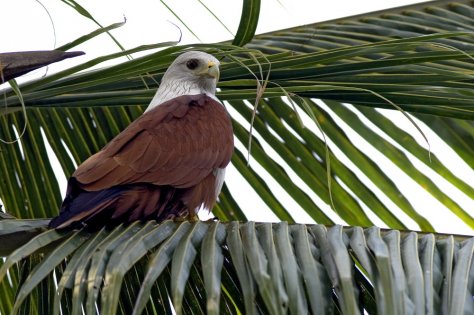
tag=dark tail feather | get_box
[49,186,126,229]
[49,183,188,230]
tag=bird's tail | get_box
[49,183,187,230]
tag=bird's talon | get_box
[173,216,186,222]
[187,212,199,222]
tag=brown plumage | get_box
[49,51,234,229]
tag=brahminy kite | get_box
[49,51,234,229]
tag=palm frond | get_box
[1,221,473,314]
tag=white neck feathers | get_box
[146,78,219,112]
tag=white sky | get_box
[1,0,432,60]
[1,0,473,235]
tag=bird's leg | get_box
[173,209,199,222]
[186,211,199,222]
[173,214,187,222]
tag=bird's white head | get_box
[147,51,220,111]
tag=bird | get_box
[49,51,234,230]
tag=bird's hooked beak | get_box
[201,61,220,82]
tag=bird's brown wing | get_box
[73,94,234,191]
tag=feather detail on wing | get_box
[73,94,234,191]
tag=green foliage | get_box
[232,0,261,46]
[1,32,473,228]
[1,221,473,315]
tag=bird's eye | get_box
[186,59,200,70]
